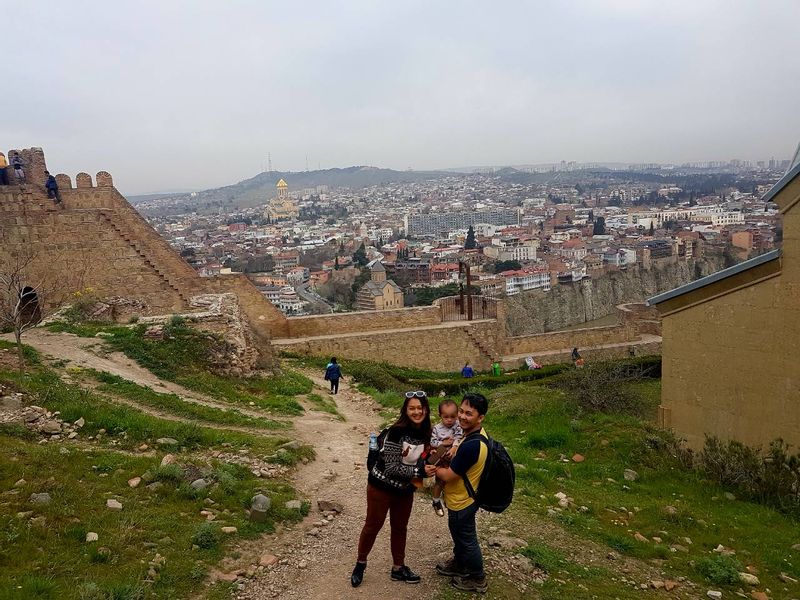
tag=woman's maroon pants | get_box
[356,483,414,565]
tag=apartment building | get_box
[404,208,520,237]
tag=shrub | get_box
[149,463,184,484]
[550,360,652,415]
[191,522,221,550]
[695,555,742,585]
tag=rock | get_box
[664,580,677,591]
[250,493,271,522]
[306,528,319,537]
[285,500,303,510]
[279,440,302,450]
[16,511,33,519]
[156,438,178,446]
[298,560,308,569]
[30,516,47,527]
[707,592,722,599]
[40,421,62,435]
[160,454,176,466]
[138,444,149,452]
[572,453,585,463]
[750,593,769,600]
[68,432,78,439]
[74,417,85,428]
[259,553,279,567]
[663,505,678,516]
[634,532,648,543]
[623,469,639,481]
[13,479,25,488]
[554,492,567,500]
[779,572,798,583]
[606,552,618,560]
[317,500,343,514]
[739,573,759,585]
[487,536,527,550]
[86,532,98,542]
[146,482,163,491]
[29,492,51,504]
[724,491,736,500]
[221,527,237,534]
[128,477,142,488]
[106,499,123,510]
[791,543,800,551]
[670,544,689,553]
[190,478,208,491]
[652,536,663,543]
[650,580,664,589]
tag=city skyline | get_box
[4,0,800,195]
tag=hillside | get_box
[129,166,452,216]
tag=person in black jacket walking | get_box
[324,357,341,394]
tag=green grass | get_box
[0,433,306,600]
[86,369,287,430]
[0,367,291,455]
[47,322,309,415]
[479,377,800,596]
[305,393,344,420]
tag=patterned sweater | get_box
[368,425,428,494]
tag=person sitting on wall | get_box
[571,347,585,369]
[11,152,25,184]
[0,153,8,185]
[45,171,60,203]
[461,362,474,378]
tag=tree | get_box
[0,252,69,370]
[352,243,368,267]
[648,221,655,236]
[493,260,522,273]
[592,217,606,236]
[464,225,477,250]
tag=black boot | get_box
[351,561,366,587]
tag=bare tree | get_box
[0,251,72,370]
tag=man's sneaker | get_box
[432,498,444,517]
[436,557,462,577]
[391,565,421,584]
[350,561,366,588]
[452,574,488,593]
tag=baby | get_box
[428,399,463,516]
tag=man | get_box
[0,153,8,185]
[425,392,489,593]
[11,152,25,183]
[45,171,60,203]
[460,362,474,378]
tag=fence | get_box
[436,295,498,322]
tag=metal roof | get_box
[762,142,800,204]
[647,248,782,306]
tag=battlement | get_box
[5,147,114,193]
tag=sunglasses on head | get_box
[405,390,427,398]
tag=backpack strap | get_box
[460,431,490,500]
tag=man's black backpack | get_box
[461,431,515,513]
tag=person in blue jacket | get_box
[461,362,474,378]
[324,357,342,394]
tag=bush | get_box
[149,463,184,484]
[695,555,742,585]
[699,436,800,513]
[191,522,221,550]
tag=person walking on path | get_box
[10,152,25,183]
[0,153,8,185]
[426,392,490,593]
[45,171,60,203]
[461,362,474,378]
[351,391,431,588]
[324,357,341,395]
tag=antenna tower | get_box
[268,153,273,174]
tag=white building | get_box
[484,236,539,262]
[500,269,551,296]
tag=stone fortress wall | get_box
[1,147,663,374]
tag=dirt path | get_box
[2,329,285,422]
[235,372,453,600]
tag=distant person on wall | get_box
[351,391,431,588]
[324,356,341,395]
[44,171,60,203]
[11,152,25,184]
[461,362,474,378]
[0,153,8,185]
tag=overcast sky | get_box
[3,0,800,195]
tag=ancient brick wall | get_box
[285,306,442,338]
[504,323,637,356]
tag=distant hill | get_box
[129,166,451,215]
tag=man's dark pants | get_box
[447,501,484,578]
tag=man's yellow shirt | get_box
[443,428,488,511]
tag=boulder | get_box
[190,478,208,491]
[250,493,270,522]
[160,454,176,466]
[106,499,123,510]
[128,477,142,488]
[40,421,62,435]
[317,500,343,514]
[29,492,51,505]
[74,417,85,428]
[86,532,99,542]
[739,572,759,585]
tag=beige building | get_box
[649,154,800,450]
[356,260,404,311]
[265,179,299,221]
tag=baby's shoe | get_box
[432,498,444,517]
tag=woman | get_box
[351,391,432,588]
[324,356,341,395]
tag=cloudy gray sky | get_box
[3,0,800,194]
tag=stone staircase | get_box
[98,211,191,308]
[463,325,500,364]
